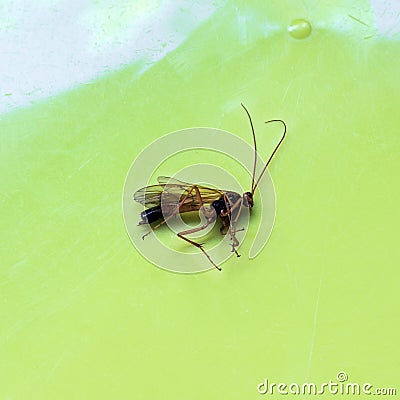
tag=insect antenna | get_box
[241,103,258,194]
[240,103,286,196]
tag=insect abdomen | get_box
[139,206,164,224]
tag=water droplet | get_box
[288,19,312,39]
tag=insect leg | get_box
[178,185,221,270]
[178,221,220,271]
[219,217,229,235]
[230,198,245,228]
[222,195,244,257]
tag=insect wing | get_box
[133,184,166,207]
[134,176,224,209]
[157,176,223,206]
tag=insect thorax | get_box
[211,192,241,216]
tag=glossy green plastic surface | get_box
[1,1,399,398]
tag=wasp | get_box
[134,104,286,271]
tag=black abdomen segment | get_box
[139,206,164,225]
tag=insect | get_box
[134,104,286,271]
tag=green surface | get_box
[1,1,399,399]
